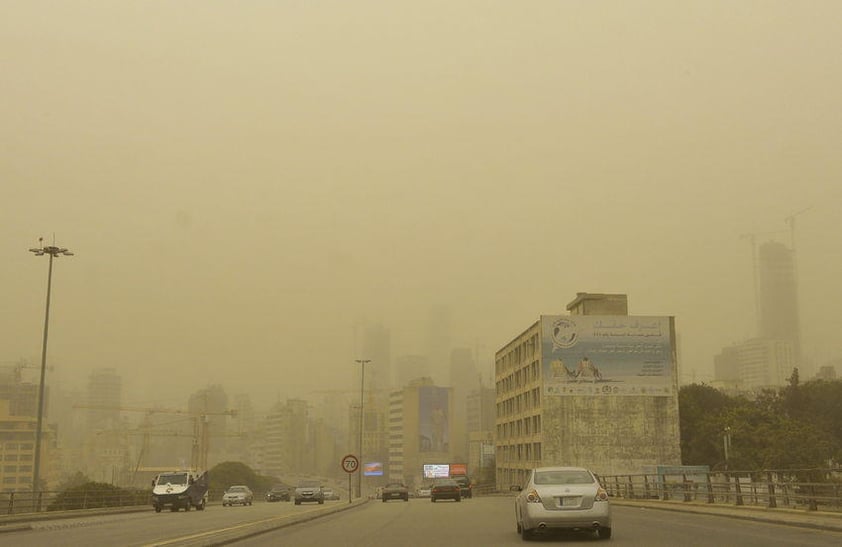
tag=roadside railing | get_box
[599,470,842,513]
[2,489,150,516]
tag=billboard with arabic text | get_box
[541,315,674,397]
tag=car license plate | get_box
[560,496,581,507]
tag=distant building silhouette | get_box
[757,241,801,363]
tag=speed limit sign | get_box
[341,454,359,474]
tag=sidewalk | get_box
[612,498,842,533]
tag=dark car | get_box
[294,480,325,505]
[430,478,461,502]
[451,475,472,499]
[381,482,409,502]
[265,485,290,502]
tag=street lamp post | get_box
[723,426,732,471]
[29,240,73,495]
[354,359,370,498]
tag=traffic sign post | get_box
[341,454,359,504]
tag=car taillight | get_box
[525,489,542,503]
[595,487,609,502]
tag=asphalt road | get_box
[4,497,842,546]
[1,499,354,547]
[232,497,842,547]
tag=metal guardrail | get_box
[2,490,150,515]
[599,471,842,513]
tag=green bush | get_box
[47,481,147,511]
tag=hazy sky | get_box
[3,1,841,409]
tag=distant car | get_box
[451,475,473,499]
[430,478,461,502]
[322,488,340,501]
[381,482,409,502]
[294,480,325,505]
[416,484,432,498]
[222,485,254,506]
[513,466,612,540]
[265,485,290,502]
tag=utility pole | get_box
[354,359,370,498]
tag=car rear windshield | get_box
[534,470,594,485]
[157,474,188,485]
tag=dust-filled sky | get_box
[2,1,841,410]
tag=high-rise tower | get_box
[757,241,801,363]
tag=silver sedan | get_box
[513,466,612,540]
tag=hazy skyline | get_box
[3,2,841,408]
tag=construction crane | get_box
[785,206,813,253]
[96,416,244,484]
[73,404,237,472]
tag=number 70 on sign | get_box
[341,454,359,473]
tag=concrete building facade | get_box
[495,293,681,488]
[387,378,454,491]
[757,241,801,362]
[714,338,795,390]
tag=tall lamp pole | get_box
[29,240,73,494]
[354,359,370,498]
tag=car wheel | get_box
[382,497,387,502]
[295,500,300,505]
[154,505,162,513]
[431,497,436,502]
[456,496,461,502]
[184,503,191,511]
[196,499,205,511]
[319,500,324,504]
[520,525,532,541]
[597,527,612,540]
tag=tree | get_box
[209,461,275,496]
[678,384,735,467]
[679,380,842,470]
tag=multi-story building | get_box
[714,338,795,390]
[495,293,681,488]
[449,347,480,463]
[465,386,496,480]
[85,368,122,431]
[260,398,310,478]
[0,399,57,491]
[349,393,388,490]
[757,241,801,363]
[387,378,454,490]
[361,323,391,392]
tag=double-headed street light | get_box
[354,358,370,498]
[29,240,73,494]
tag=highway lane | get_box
[5,497,842,546]
[231,497,842,547]
[1,499,353,547]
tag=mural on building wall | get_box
[418,386,449,452]
[541,315,674,396]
